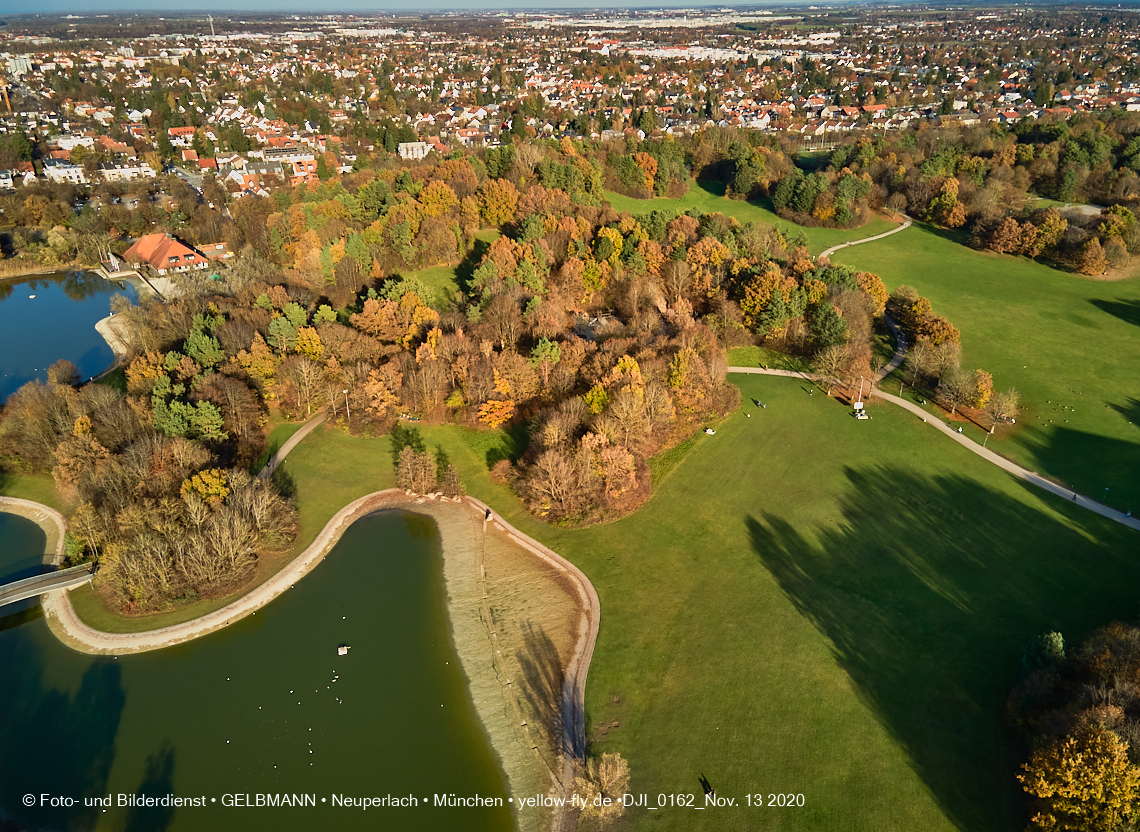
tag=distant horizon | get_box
[5,0,1129,19]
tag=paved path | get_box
[819,215,912,260]
[727,367,1140,532]
[257,412,327,480]
[880,315,907,380]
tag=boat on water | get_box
[338,645,350,656]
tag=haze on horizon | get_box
[4,0,839,16]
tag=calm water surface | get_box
[0,510,513,832]
[0,271,137,401]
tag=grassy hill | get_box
[604,179,901,256]
[832,223,1140,511]
[272,373,1138,832]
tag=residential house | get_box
[124,232,210,275]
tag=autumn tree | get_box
[574,752,631,829]
[1079,238,1107,276]
[1019,729,1140,832]
[480,178,520,227]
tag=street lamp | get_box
[1104,487,1110,505]
[343,389,350,420]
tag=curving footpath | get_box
[818,214,912,260]
[727,366,1140,532]
[257,411,327,480]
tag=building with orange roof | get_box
[123,233,209,276]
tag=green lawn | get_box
[832,222,1140,511]
[403,263,461,305]
[0,473,64,512]
[603,179,901,255]
[265,379,1136,832]
[401,229,501,306]
[247,419,307,476]
[26,370,1139,831]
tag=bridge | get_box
[0,564,94,609]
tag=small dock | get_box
[93,261,166,300]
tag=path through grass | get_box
[832,223,1140,510]
[604,179,900,255]
[280,379,1136,832]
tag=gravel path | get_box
[257,412,327,480]
[727,367,1140,531]
[818,215,912,260]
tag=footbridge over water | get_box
[0,564,94,608]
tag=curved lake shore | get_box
[2,491,598,832]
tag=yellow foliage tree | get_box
[180,468,230,508]
[1019,729,1140,832]
[295,326,324,360]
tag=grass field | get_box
[400,229,502,306]
[9,368,1138,831]
[603,179,901,255]
[832,222,1140,511]
[0,473,63,512]
[245,378,1137,832]
[247,419,307,475]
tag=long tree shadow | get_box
[747,465,1140,832]
[454,236,495,295]
[0,631,125,830]
[1018,415,1140,511]
[1090,298,1140,329]
[515,621,583,762]
[123,743,178,832]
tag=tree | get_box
[809,303,848,350]
[1079,238,1107,276]
[574,752,631,828]
[938,368,975,415]
[1019,729,1140,832]
[480,178,520,226]
[987,387,1020,425]
[185,330,224,369]
[396,446,437,493]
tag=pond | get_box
[0,510,514,832]
[0,271,137,402]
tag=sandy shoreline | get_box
[12,490,597,832]
[0,497,66,568]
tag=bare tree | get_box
[938,368,976,416]
[986,387,1021,425]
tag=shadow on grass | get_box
[271,465,297,500]
[455,236,495,295]
[485,421,531,468]
[1090,298,1140,329]
[747,465,1140,832]
[1110,397,1140,433]
[1017,413,1140,511]
[0,633,125,829]
[516,621,584,762]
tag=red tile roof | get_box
[124,233,204,271]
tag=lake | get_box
[0,510,514,832]
[0,271,137,402]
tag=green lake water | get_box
[0,510,514,832]
[0,271,137,401]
